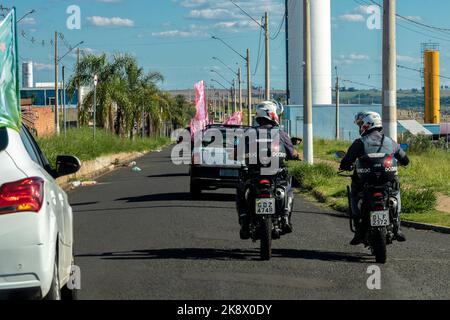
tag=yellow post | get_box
[424,50,440,124]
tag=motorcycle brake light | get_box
[260,179,271,185]
[0,177,45,215]
[385,155,393,168]
[373,192,383,197]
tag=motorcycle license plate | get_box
[256,198,275,215]
[370,211,390,227]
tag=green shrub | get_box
[37,127,170,165]
[401,188,437,213]
[289,162,335,191]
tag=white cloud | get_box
[397,54,420,64]
[339,14,365,22]
[19,17,36,25]
[334,53,370,65]
[404,16,423,22]
[151,29,208,38]
[34,63,53,71]
[87,16,135,27]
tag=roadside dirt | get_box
[437,193,450,214]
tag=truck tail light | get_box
[0,177,45,215]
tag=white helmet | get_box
[255,101,284,126]
[354,111,383,136]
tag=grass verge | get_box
[38,127,171,165]
[288,139,450,228]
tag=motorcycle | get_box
[336,151,401,264]
[236,137,300,261]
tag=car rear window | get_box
[0,128,8,152]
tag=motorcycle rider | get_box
[340,111,410,245]
[237,101,300,239]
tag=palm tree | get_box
[68,52,193,138]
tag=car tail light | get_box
[0,177,45,215]
[192,152,201,165]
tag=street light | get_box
[211,79,230,117]
[55,40,84,136]
[58,41,84,62]
[212,35,252,125]
[210,69,236,113]
[17,9,35,23]
[212,57,242,113]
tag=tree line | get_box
[68,53,195,138]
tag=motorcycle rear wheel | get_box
[372,227,387,264]
[260,217,272,261]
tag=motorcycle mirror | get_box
[291,137,302,146]
[335,151,346,159]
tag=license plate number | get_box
[256,198,275,215]
[370,211,390,227]
[220,169,239,177]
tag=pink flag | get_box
[224,111,243,126]
[190,80,208,137]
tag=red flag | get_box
[190,80,208,138]
[224,111,243,126]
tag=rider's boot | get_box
[239,215,250,240]
[350,219,365,246]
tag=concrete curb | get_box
[401,220,450,235]
[57,145,170,192]
[296,190,450,235]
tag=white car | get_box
[0,126,81,300]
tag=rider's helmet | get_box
[354,111,383,136]
[255,101,284,126]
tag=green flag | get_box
[0,8,21,132]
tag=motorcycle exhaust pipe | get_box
[275,188,285,200]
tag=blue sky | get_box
[7,0,450,90]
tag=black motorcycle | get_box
[236,137,299,261]
[337,151,401,264]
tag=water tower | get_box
[287,0,332,105]
[22,61,34,88]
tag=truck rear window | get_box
[0,128,8,152]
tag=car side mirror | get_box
[335,151,347,159]
[56,155,81,177]
[291,137,303,146]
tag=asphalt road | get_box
[70,147,450,300]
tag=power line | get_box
[253,17,264,76]
[270,12,286,40]
[363,0,450,35]
[341,78,381,90]
[229,0,264,29]
[397,64,450,81]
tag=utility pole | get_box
[93,75,98,140]
[303,0,313,164]
[77,48,81,128]
[285,0,290,105]
[247,49,252,126]
[382,0,397,140]
[54,31,60,135]
[62,65,66,138]
[264,12,270,100]
[233,80,237,113]
[335,68,340,140]
[238,67,242,113]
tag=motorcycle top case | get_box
[355,153,399,184]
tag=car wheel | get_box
[44,259,61,300]
[190,181,202,199]
[61,260,79,300]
